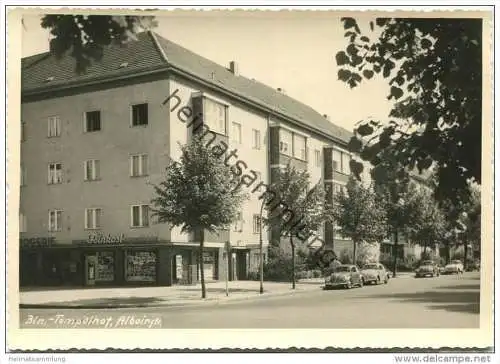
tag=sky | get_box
[21,11,394,133]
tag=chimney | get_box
[277,87,286,95]
[323,114,331,121]
[229,61,239,76]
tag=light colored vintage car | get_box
[443,259,464,274]
[415,260,440,278]
[360,263,390,285]
[324,264,364,290]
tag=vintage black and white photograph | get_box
[7,6,494,352]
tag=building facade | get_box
[20,31,353,287]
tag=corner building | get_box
[20,31,354,287]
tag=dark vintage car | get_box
[324,264,364,289]
[360,263,390,285]
[415,260,440,278]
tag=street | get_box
[20,272,480,329]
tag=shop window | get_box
[201,252,216,280]
[84,111,101,132]
[48,210,62,232]
[252,129,261,149]
[96,251,114,281]
[204,98,227,135]
[130,154,148,177]
[84,159,100,181]
[125,250,157,282]
[131,103,149,126]
[131,205,149,227]
[47,116,61,137]
[48,163,63,184]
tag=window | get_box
[47,116,61,137]
[48,210,62,231]
[252,129,261,149]
[85,208,102,229]
[130,154,148,177]
[279,129,292,156]
[204,98,226,134]
[233,212,243,232]
[21,121,26,142]
[85,111,101,132]
[84,160,100,181]
[332,149,342,172]
[341,152,351,175]
[19,213,27,233]
[293,134,307,160]
[231,122,242,144]
[253,214,261,234]
[131,205,149,227]
[48,163,63,184]
[20,164,26,186]
[314,149,321,167]
[333,183,343,195]
[132,103,149,126]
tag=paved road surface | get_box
[20,273,480,329]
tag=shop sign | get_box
[87,232,125,245]
[20,237,55,248]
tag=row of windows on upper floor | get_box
[18,207,266,235]
[20,98,350,173]
[20,154,150,186]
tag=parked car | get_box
[324,264,364,289]
[360,263,390,285]
[415,260,440,278]
[443,259,464,274]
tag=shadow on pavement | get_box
[435,284,480,290]
[427,303,480,314]
[362,290,480,315]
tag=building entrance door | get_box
[85,254,97,286]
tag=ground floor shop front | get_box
[20,242,255,288]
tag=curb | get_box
[20,285,321,310]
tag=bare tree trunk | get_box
[199,230,206,299]
[290,235,296,290]
[392,231,398,278]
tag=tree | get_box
[440,185,481,269]
[151,135,247,299]
[331,177,388,264]
[40,15,157,73]
[337,17,482,205]
[407,187,446,255]
[371,151,414,277]
[263,164,326,289]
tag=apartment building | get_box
[20,31,353,287]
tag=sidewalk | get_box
[19,279,322,309]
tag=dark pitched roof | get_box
[22,31,352,144]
